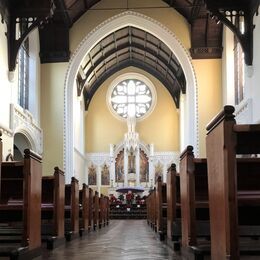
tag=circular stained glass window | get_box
[110,79,153,119]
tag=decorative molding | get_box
[190,47,223,59]
[205,0,259,66]
[10,104,43,154]
[74,147,86,160]
[0,123,13,137]
[86,152,110,166]
[153,151,180,166]
[64,11,198,180]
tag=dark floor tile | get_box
[36,220,182,260]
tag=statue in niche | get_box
[128,149,136,174]
[140,149,149,182]
[154,162,163,183]
[88,163,97,185]
[115,150,124,183]
[101,163,110,186]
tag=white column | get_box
[124,147,128,186]
[136,146,140,186]
[110,157,115,187]
[163,163,167,183]
[109,144,115,187]
[86,163,89,185]
[149,157,154,188]
[149,144,154,187]
[179,94,185,153]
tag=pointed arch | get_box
[64,11,198,182]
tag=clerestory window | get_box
[18,23,29,110]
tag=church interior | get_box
[0,0,260,259]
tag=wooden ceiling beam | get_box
[54,0,72,27]
[84,59,180,111]
[1,0,56,71]
[83,0,89,9]
[205,0,260,65]
[80,41,182,88]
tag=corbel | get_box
[205,0,259,66]
[4,1,56,71]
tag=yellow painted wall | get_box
[85,67,179,152]
[39,0,189,177]
[41,63,67,175]
[100,187,109,196]
[193,59,222,157]
[70,0,190,52]
[39,0,222,179]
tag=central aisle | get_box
[39,220,182,260]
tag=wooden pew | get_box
[0,131,2,191]
[166,163,182,250]
[179,146,210,258]
[206,105,260,260]
[146,188,156,230]
[41,167,65,249]
[151,188,156,231]
[146,192,152,226]
[156,176,167,241]
[88,188,94,230]
[79,183,89,236]
[0,149,42,259]
[99,194,105,228]
[104,196,109,225]
[93,191,100,230]
[64,177,79,241]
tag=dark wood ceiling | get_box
[78,26,186,109]
[0,0,259,109]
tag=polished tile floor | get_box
[38,220,182,260]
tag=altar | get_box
[86,78,179,196]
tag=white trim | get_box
[74,147,86,160]
[106,72,157,122]
[13,129,35,152]
[10,103,42,154]
[0,123,13,137]
[64,11,198,182]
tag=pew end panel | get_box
[41,167,65,249]
[22,149,42,251]
[206,106,260,259]
[0,149,43,259]
[64,177,79,241]
[166,163,181,249]
[79,183,89,236]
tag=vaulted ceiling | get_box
[0,0,259,109]
[78,26,186,109]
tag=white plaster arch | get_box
[64,11,198,183]
[114,141,125,157]
[13,127,37,153]
[139,141,150,156]
[114,140,150,157]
